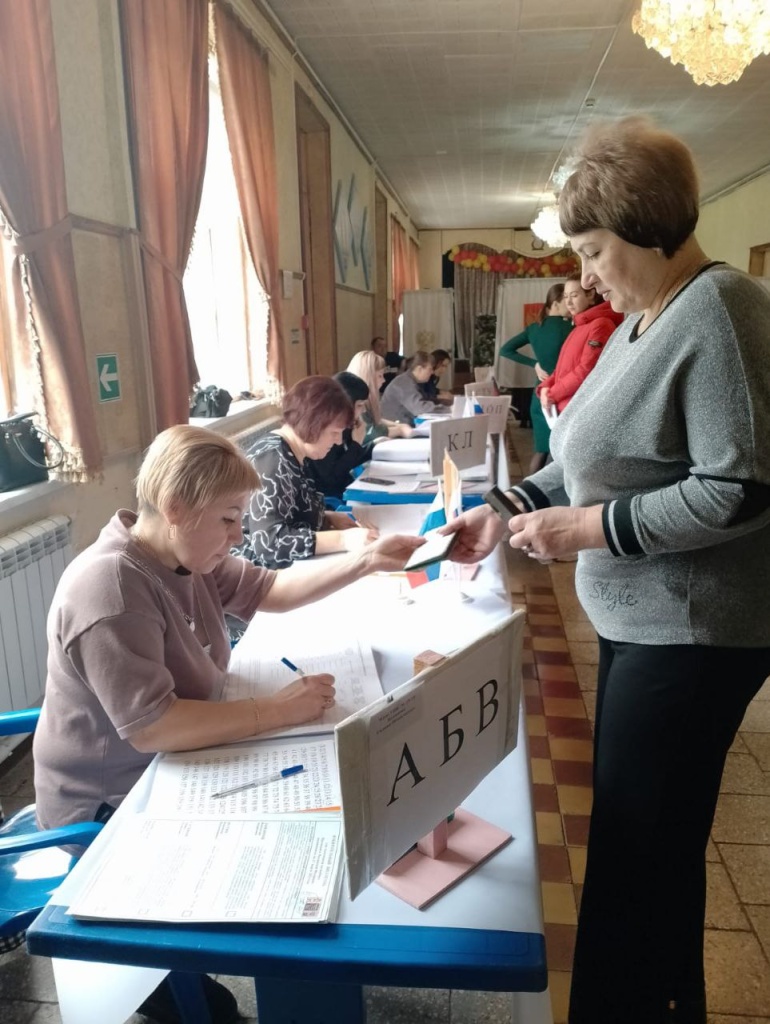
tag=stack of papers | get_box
[68,737,344,925]
[224,625,384,739]
[69,630,387,926]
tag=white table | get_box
[28,500,551,1024]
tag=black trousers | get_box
[568,638,770,1024]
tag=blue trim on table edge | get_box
[343,488,484,508]
[28,906,546,992]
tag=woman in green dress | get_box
[499,283,572,472]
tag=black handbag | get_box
[189,385,233,418]
[0,412,65,492]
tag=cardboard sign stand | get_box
[376,809,513,910]
[374,651,513,910]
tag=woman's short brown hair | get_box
[136,425,260,515]
[559,117,699,257]
[282,375,353,443]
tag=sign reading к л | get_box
[428,414,489,476]
[96,354,121,403]
[335,611,525,899]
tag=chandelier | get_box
[632,1,770,86]
[531,205,567,248]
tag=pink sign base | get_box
[376,808,513,910]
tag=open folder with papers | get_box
[67,737,344,925]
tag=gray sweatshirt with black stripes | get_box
[513,264,770,646]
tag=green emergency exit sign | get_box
[97,354,121,403]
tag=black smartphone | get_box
[483,486,521,523]
[403,530,458,571]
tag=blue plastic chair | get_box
[0,709,209,1021]
[0,708,103,942]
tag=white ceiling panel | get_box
[262,0,770,228]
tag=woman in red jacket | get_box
[537,273,623,415]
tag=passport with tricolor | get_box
[406,451,462,588]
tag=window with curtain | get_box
[183,57,269,400]
[0,220,18,418]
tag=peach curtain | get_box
[214,3,285,391]
[391,217,409,353]
[120,0,209,429]
[0,0,101,478]
[408,237,421,291]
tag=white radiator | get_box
[0,515,72,716]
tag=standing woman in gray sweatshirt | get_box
[444,118,770,1024]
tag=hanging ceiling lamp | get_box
[530,205,567,248]
[632,0,770,86]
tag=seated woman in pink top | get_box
[32,425,423,1024]
[537,272,623,415]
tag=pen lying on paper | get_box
[212,764,305,799]
[280,656,304,676]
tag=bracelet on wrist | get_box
[250,697,261,735]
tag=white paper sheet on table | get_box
[223,614,384,739]
[364,459,431,476]
[372,437,431,462]
[67,811,343,924]
[145,736,340,817]
[351,477,423,493]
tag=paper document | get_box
[67,812,342,924]
[543,405,559,429]
[224,621,383,738]
[373,437,431,462]
[366,459,431,476]
[145,737,340,818]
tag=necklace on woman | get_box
[128,532,196,632]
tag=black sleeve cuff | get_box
[602,499,643,556]
[510,481,551,512]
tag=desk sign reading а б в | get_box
[335,611,524,899]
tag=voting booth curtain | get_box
[493,277,568,389]
[401,289,455,387]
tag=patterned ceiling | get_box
[261,0,770,229]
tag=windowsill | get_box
[0,399,278,522]
[189,397,277,435]
[0,476,70,517]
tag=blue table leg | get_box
[256,978,365,1024]
[166,972,212,1024]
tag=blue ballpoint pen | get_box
[280,656,304,676]
[212,763,305,799]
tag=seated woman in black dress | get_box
[237,376,378,568]
[304,372,377,501]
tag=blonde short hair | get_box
[136,425,260,515]
[559,117,699,258]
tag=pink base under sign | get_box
[376,808,513,910]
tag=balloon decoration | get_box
[447,245,580,278]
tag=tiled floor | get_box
[1,421,769,1023]
[505,424,770,1024]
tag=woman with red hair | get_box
[237,376,378,568]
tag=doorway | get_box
[296,86,337,375]
[374,185,389,343]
